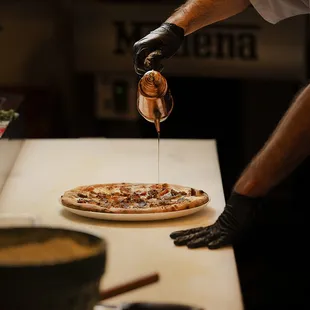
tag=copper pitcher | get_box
[137,70,174,133]
[136,51,174,133]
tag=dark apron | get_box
[234,156,310,309]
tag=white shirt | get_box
[250,0,310,23]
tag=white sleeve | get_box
[250,0,310,24]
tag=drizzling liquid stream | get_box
[157,131,160,184]
[155,115,161,184]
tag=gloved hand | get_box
[170,192,262,249]
[133,23,184,76]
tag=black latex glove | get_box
[170,192,262,249]
[133,23,184,76]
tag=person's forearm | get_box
[234,84,310,197]
[166,0,250,35]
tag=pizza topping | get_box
[95,193,107,199]
[99,202,109,207]
[120,186,131,194]
[78,186,198,207]
[138,201,147,208]
[150,184,160,190]
[147,189,158,199]
[120,202,130,209]
[89,200,100,206]
[131,194,144,203]
[161,192,172,200]
[111,196,128,203]
[77,198,100,205]
[170,189,178,196]
[159,188,170,196]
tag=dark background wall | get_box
[1,0,309,200]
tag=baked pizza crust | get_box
[61,183,209,214]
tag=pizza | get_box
[60,183,209,214]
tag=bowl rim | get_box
[0,226,107,268]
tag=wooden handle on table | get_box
[99,272,160,301]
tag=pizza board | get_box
[61,203,207,222]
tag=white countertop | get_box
[0,139,22,193]
[0,138,243,310]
